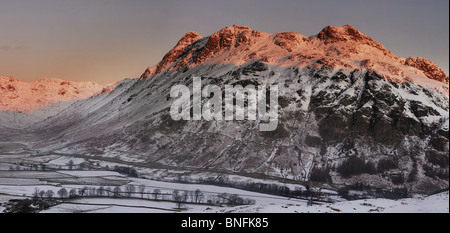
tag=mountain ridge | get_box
[140,24,448,97]
[0,76,108,113]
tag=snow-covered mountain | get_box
[1,25,448,195]
[141,25,448,97]
[0,76,107,113]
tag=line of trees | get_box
[336,156,404,178]
[8,160,101,172]
[31,184,256,209]
[170,189,255,209]
[9,163,49,171]
[337,155,377,178]
[7,160,133,173]
[32,188,55,199]
[191,176,333,203]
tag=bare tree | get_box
[97,186,105,196]
[194,189,204,203]
[172,190,185,209]
[124,184,136,197]
[228,194,242,206]
[33,188,40,199]
[78,186,87,196]
[188,191,195,203]
[39,190,46,198]
[88,187,97,196]
[69,188,77,198]
[172,190,180,201]
[45,190,55,199]
[182,191,189,203]
[57,188,68,198]
[138,184,145,198]
[113,186,121,197]
[105,187,112,196]
[67,160,74,170]
[152,189,161,200]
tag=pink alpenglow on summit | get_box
[141,24,449,98]
[0,76,108,113]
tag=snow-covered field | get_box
[208,192,449,213]
[0,168,447,213]
[37,192,449,213]
[0,145,447,213]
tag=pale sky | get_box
[0,0,448,83]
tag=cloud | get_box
[0,45,11,51]
[0,45,26,52]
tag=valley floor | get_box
[0,169,447,213]
[2,191,447,213]
[35,191,449,213]
[0,142,448,213]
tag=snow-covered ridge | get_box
[0,76,108,113]
[141,24,449,97]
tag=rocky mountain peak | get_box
[273,32,311,52]
[405,57,447,83]
[316,24,389,54]
[193,24,255,63]
[318,25,362,42]
[140,25,448,97]
[176,31,203,47]
[141,31,203,79]
[140,25,260,79]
